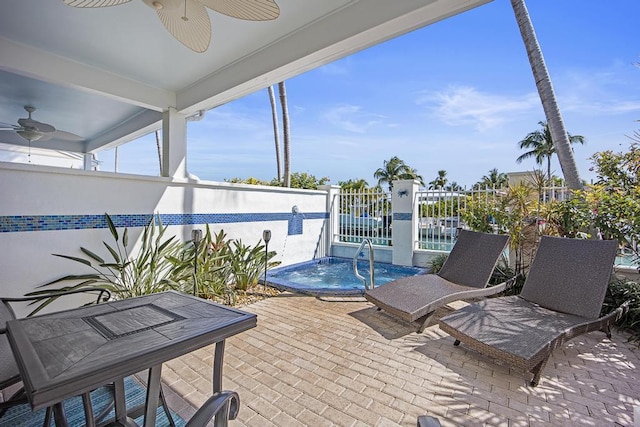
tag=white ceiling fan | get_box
[0,106,84,163]
[62,0,280,53]
[0,106,84,143]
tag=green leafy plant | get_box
[167,226,231,300]
[33,213,181,300]
[227,239,280,291]
[603,277,640,343]
[427,253,448,274]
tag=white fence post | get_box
[392,179,420,266]
[319,184,340,257]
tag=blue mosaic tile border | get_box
[393,212,412,221]
[0,212,329,234]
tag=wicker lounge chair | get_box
[439,236,628,386]
[365,230,510,333]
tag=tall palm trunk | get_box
[267,85,282,182]
[278,81,291,187]
[510,0,583,190]
[155,130,163,176]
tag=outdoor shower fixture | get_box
[263,230,272,296]
[192,229,203,296]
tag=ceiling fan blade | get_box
[17,118,56,133]
[0,122,19,130]
[198,0,279,21]
[48,130,85,142]
[156,0,211,53]
[62,0,132,8]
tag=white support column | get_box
[319,184,341,257]
[391,179,420,266]
[161,107,188,178]
[82,153,93,171]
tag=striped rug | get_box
[0,376,186,427]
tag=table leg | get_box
[52,402,69,427]
[113,377,127,425]
[213,340,227,427]
[213,340,225,392]
[144,365,162,427]
[82,392,96,427]
[113,378,138,427]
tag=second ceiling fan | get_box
[62,0,280,53]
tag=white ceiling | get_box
[0,0,491,154]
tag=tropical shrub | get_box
[32,213,181,301]
[427,253,448,274]
[167,226,231,300]
[227,239,280,291]
[31,214,281,309]
[603,277,640,343]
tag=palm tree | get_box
[155,130,163,176]
[516,121,585,182]
[445,182,463,191]
[510,0,583,190]
[474,168,509,189]
[428,170,448,189]
[278,81,291,187]
[374,157,404,191]
[339,178,369,191]
[373,156,423,191]
[267,85,282,182]
[403,166,425,188]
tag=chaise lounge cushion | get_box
[364,230,509,325]
[438,230,509,289]
[519,237,617,319]
[438,295,593,370]
[365,274,485,323]
[438,236,622,386]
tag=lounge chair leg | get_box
[453,340,460,346]
[604,325,612,339]
[530,357,550,387]
[418,312,436,333]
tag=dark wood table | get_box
[6,290,257,427]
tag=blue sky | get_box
[108,0,640,188]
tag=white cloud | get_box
[322,104,386,133]
[555,67,640,115]
[417,86,539,131]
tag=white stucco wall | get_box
[0,162,329,309]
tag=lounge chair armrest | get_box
[185,391,240,427]
[487,274,521,295]
[603,299,631,324]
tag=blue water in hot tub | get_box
[265,257,427,295]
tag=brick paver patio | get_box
[161,293,640,426]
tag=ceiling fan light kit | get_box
[62,0,280,53]
[16,129,44,142]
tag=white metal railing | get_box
[338,188,391,246]
[353,239,375,289]
[336,185,570,252]
[416,186,569,251]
